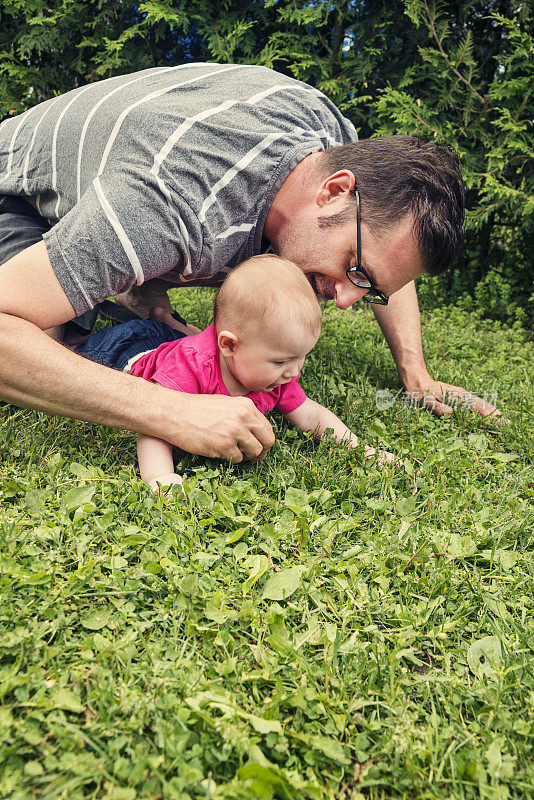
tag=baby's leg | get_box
[75,318,188,370]
[149,306,201,336]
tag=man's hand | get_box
[403,374,502,419]
[371,283,504,422]
[179,394,274,462]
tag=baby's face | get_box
[227,319,320,393]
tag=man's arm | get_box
[371,280,501,417]
[0,241,275,460]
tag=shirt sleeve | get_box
[129,345,202,395]
[149,364,202,394]
[274,377,307,414]
[43,166,203,317]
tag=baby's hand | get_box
[364,446,402,468]
[146,472,185,496]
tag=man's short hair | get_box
[214,254,322,335]
[319,135,465,276]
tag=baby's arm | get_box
[283,399,397,465]
[137,433,184,492]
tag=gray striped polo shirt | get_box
[0,63,357,317]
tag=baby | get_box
[77,255,395,491]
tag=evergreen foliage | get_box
[0,1,532,322]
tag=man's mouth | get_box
[306,273,319,294]
[307,273,334,301]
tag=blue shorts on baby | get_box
[75,319,186,371]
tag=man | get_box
[0,63,499,463]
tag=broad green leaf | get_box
[204,593,231,623]
[24,760,44,776]
[243,555,269,595]
[225,526,249,544]
[445,439,466,453]
[262,566,304,601]
[310,735,349,764]
[81,610,111,631]
[23,490,46,515]
[247,714,282,734]
[179,574,199,597]
[61,484,96,512]
[489,453,518,463]
[108,788,137,800]
[283,487,312,515]
[192,551,220,567]
[236,764,292,792]
[467,636,503,678]
[49,688,85,713]
[435,533,477,558]
[395,496,416,516]
[480,549,519,570]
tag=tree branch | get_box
[422,0,487,108]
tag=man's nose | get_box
[334,280,368,310]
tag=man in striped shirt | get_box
[0,64,500,461]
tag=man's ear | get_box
[218,330,239,357]
[315,170,355,208]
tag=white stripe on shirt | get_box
[151,83,320,181]
[97,64,245,179]
[216,223,254,240]
[76,65,188,202]
[51,82,101,219]
[93,175,145,285]
[198,130,287,223]
[294,125,343,148]
[152,83,328,226]
[199,124,341,224]
[22,96,63,194]
[0,105,40,185]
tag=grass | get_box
[1,289,533,800]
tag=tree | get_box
[1,1,531,321]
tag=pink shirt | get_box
[130,323,307,415]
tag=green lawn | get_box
[1,290,533,800]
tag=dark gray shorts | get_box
[0,194,98,333]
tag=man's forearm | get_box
[0,312,275,460]
[0,240,275,458]
[0,311,179,435]
[371,280,430,388]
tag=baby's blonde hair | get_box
[214,254,322,337]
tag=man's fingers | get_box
[230,402,274,459]
[174,395,275,462]
[420,393,454,416]
[411,381,505,419]
[467,394,498,417]
[430,400,454,416]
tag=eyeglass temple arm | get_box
[355,190,362,267]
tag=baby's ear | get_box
[217,330,238,357]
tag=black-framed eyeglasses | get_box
[346,190,389,306]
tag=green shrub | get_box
[1,1,532,322]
